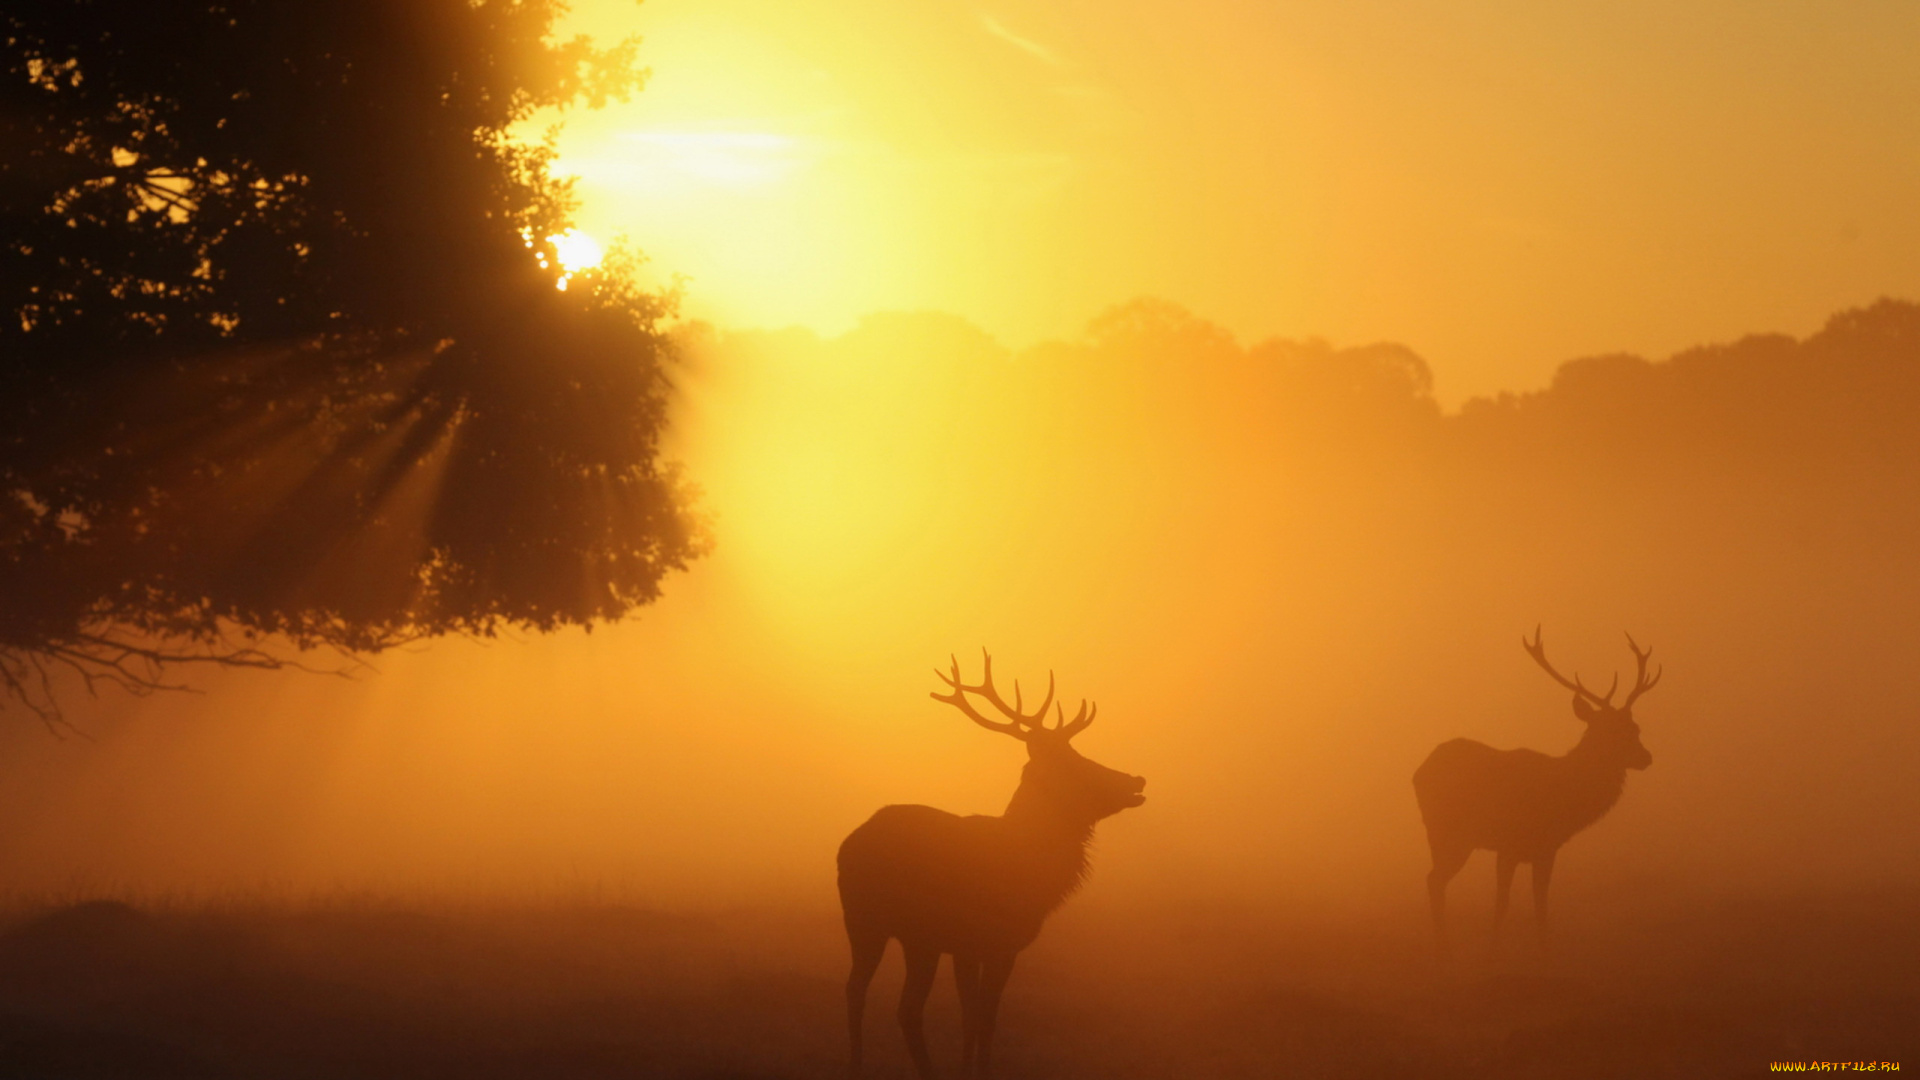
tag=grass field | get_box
[0,889,1911,1079]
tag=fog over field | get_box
[3,301,1919,1077]
[5,298,1918,915]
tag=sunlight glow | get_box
[530,228,605,292]
[552,121,896,330]
[550,229,605,273]
[616,131,803,188]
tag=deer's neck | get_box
[1554,736,1630,832]
[1001,783,1097,903]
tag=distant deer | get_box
[838,651,1147,1078]
[1414,627,1660,950]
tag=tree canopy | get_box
[2,1,707,726]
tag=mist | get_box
[3,297,1917,924]
[13,0,1920,1072]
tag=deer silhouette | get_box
[1414,627,1660,951]
[837,651,1146,1078]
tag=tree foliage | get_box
[2,1,707,726]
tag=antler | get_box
[931,649,1055,740]
[1622,633,1662,708]
[930,649,1095,741]
[1054,698,1097,738]
[1521,625,1617,706]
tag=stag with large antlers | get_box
[838,651,1147,1077]
[1414,627,1661,952]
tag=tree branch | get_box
[0,623,362,734]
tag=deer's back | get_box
[837,804,1061,954]
[1413,738,1572,856]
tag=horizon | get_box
[657,291,1920,410]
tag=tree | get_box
[1,0,708,728]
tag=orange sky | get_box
[547,0,1920,403]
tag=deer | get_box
[1413,627,1660,952]
[837,650,1147,1078]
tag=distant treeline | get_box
[1020,295,1920,465]
[695,294,1920,499]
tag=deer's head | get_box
[931,650,1147,820]
[1524,626,1659,771]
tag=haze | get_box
[4,298,1918,921]
[3,4,1918,1075]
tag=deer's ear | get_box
[1572,695,1602,723]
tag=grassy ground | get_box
[0,889,1910,1078]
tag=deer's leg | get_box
[953,952,982,1073]
[973,951,1018,1077]
[1426,841,1471,952]
[845,925,887,1076]
[897,943,941,1079]
[1491,850,1520,943]
[1531,851,1557,946]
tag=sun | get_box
[550,229,605,274]
[530,228,604,291]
